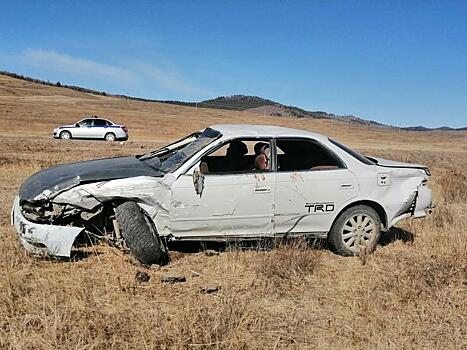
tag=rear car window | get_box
[94,119,106,126]
[329,138,375,165]
[276,138,345,171]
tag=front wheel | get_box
[104,132,116,142]
[115,201,169,265]
[60,131,71,140]
[327,205,381,256]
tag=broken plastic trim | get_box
[12,196,83,257]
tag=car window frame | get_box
[78,119,93,127]
[188,137,275,176]
[273,137,347,173]
[93,119,107,127]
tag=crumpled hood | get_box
[371,157,430,175]
[19,156,164,202]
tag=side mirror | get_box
[192,166,205,196]
[75,123,80,127]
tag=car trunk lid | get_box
[368,157,430,175]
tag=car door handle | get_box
[340,183,353,189]
[254,187,271,193]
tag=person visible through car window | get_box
[254,142,270,171]
[226,140,249,171]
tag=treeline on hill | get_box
[0,71,192,105]
[198,95,277,110]
[0,71,110,97]
[0,72,338,119]
[1,71,434,129]
[199,95,334,120]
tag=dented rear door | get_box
[274,169,359,235]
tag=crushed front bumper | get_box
[11,196,83,258]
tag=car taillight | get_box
[122,126,128,132]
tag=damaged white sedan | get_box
[12,125,434,264]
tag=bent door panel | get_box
[274,169,358,234]
[170,173,275,238]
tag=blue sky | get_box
[1,1,466,127]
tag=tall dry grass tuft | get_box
[431,204,455,229]
[255,239,321,282]
[154,294,262,349]
[438,170,467,203]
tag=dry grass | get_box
[255,239,322,283]
[0,75,466,349]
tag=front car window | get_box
[328,138,375,165]
[200,139,272,174]
[78,119,92,127]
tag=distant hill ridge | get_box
[199,95,385,126]
[1,71,465,131]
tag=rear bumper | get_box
[388,185,433,227]
[11,196,83,258]
[413,185,433,218]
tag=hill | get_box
[404,125,467,132]
[2,71,464,130]
[199,95,387,127]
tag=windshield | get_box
[328,138,375,165]
[140,132,200,160]
[140,128,221,173]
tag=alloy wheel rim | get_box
[341,213,376,252]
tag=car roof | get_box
[210,124,328,141]
[80,117,113,123]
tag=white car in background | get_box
[12,125,433,265]
[53,116,128,141]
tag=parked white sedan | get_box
[53,116,128,141]
[12,125,433,264]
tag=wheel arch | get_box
[104,131,116,141]
[59,129,72,138]
[332,200,388,231]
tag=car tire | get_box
[114,201,169,265]
[105,132,116,142]
[327,205,381,256]
[59,131,71,140]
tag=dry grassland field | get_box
[0,74,466,349]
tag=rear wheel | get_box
[60,131,71,140]
[105,132,116,142]
[114,201,169,265]
[327,205,381,256]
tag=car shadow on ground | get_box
[65,229,411,263]
[167,240,226,253]
[167,237,327,254]
[379,226,414,246]
[69,249,103,261]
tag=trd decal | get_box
[305,202,335,213]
